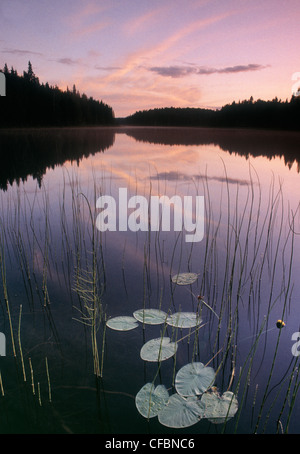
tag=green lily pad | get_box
[167,312,202,329]
[171,272,198,285]
[201,391,238,424]
[140,337,178,362]
[135,383,169,419]
[106,316,139,331]
[133,309,168,325]
[158,393,205,428]
[175,362,215,396]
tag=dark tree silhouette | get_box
[23,61,37,83]
[0,62,115,127]
[124,96,300,131]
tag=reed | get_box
[18,304,26,382]
[0,222,16,357]
[0,149,298,434]
[29,357,35,395]
[45,357,52,403]
[0,371,4,397]
[253,203,297,433]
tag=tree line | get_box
[124,96,300,131]
[1,61,299,131]
[0,62,115,127]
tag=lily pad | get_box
[175,362,215,397]
[201,391,238,424]
[140,337,178,362]
[106,316,139,331]
[135,383,169,419]
[158,394,205,428]
[171,272,198,285]
[167,312,202,329]
[133,309,168,325]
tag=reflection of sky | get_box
[58,131,300,322]
[1,129,300,432]
[62,131,300,215]
[2,129,299,334]
[42,130,300,305]
[1,0,300,116]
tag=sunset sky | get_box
[1,0,300,117]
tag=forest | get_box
[124,95,300,131]
[1,61,300,132]
[0,62,115,127]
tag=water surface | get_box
[0,126,299,434]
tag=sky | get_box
[1,0,300,117]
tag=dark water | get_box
[0,126,299,434]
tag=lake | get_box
[0,126,299,434]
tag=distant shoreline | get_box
[1,123,300,134]
[1,63,300,132]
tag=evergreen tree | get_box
[0,62,115,127]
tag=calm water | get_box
[0,126,300,434]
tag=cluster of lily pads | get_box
[106,307,202,360]
[135,368,238,429]
[105,272,238,429]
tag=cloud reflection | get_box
[150,170,251,186]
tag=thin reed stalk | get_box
[18,304,26,382]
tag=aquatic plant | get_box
[0,142,298,434]
[135,383,169,418]
[134,360,238,429]
[133,308,168,325]
[171,272,198,285]
[106,316,139,331]
[140,337,178,362]
[158,394,206,428]
[201,390,238,424]
[175,362,215,396]
[167,311,202,329]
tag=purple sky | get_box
[1,0,300,117]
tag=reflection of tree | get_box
[123,126,300,172]
[0,128,116,190]
[0,62,115,127]
[1,125,299,190]
[124,96,300,132]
